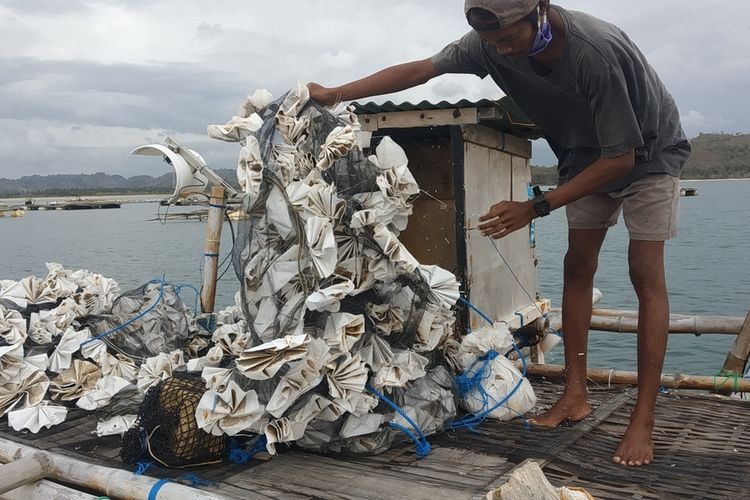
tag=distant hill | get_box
[0,169,239,197]
[2,133,747,195]
[531,133,750,185]
[682,133,750,178]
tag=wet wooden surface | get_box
[2,380,749,499]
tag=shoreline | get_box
[0,193,166,205]
[2,178,747,205]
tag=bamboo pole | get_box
[590,308,638,317]
[0,478,90,499]
[589,312,744,335]
[721,309,750,375]
[200,185,226,315]
[547,310,744,335]
[524,363,750,393]
[0,454,48,494]
[0,438,226,500]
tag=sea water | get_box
[1,179,748,374]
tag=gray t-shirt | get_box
[431,6,690,191]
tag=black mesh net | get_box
[121,374,227,468]
[83,281,192,361]
[215,87,460,455]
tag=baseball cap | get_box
[465,0,539,31]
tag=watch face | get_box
[534,198,550,216]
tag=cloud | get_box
[320,51,356,70]
[680,110,716,136]
[0,0,747,178]
[0,118,237,177]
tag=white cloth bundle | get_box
[454,323,536,421]
[76,376,132,411]
[0,368,49,414]
[371,349,429,390]
[8,402,67,433]
[195,380,265,436]
[208,113,263,142]
[236,334,310,380]
[0,305,27,345]
[49,360,101,401]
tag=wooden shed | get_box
[354,97,549,332]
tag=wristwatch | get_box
[532,186,551,217]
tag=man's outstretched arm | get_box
[308,58,442,106]
[478,151,635,239]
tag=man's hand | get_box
[478,200,536,239]
[307,82,339,106]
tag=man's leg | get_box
[533,227,607,426]
[613,239,669,466]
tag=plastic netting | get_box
[203,85,461,455]
[121,374,226,467]
[82,282,192,361]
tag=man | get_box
[308,0,690,467]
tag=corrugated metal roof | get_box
[352,98,498,114]
[352,96,542,139]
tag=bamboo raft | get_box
[1,269,748,499]
[0,379,748,499]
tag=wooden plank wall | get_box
[462,125,537,329]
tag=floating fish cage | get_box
[353,97,547,332]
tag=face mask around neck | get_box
[528,9,552,56]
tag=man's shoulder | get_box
[561,7,637,65]
[451,30,484,50]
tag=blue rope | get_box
[145,474,212,498]
[527,184,537,248]
[366,385,431,458]
[179,473,213,487]
[449,295,528,432]
[175,282,200,313]
[134,460,154,475]
[449,342,528,432]
[458,296,494,325]
[147,478,171,500]
[228,436,268,464]
[81,277,166,346]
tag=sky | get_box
[0,0,747,179]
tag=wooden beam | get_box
[200,185,226,315]
[462,126,532,158]
[496,300,550,332]
[721,309,750,375]
[477,106,503,120]
[359,107,479,131]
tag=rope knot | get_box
[415,439,431,459]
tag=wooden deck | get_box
[1,379,749,499]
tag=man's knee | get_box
[564,249,598,282]
[628,265,666,299]
[564,229,607,283]
[628,240,666,297]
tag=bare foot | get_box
[613,419,654,466]
[531,393,592,427]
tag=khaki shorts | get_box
[566,174,680,241]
